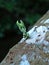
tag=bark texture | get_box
[0,11,49,65]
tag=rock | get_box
[0,11,49,65]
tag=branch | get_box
[0,11,49,65]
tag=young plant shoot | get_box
[16,20,29,38]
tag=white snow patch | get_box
[27,26,37,38]
[26,38,36,44]
[36,26,47,33]
[19,54,30,65]
[19,23,49,46]
[35,36,45,45]
[28,31,37,39]
[26,25,49,45]
[44,19,49,24]
[43,40,49,46]
[21,54,27,61]
[19,38,26,43]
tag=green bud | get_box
[16,20,29,38]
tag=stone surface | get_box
[0,11,49,65]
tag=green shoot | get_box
[16,20,29,38]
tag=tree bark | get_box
[0,11,49,65]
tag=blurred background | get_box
[0,0,49,62]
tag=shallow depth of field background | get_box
[0,0,49,62]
